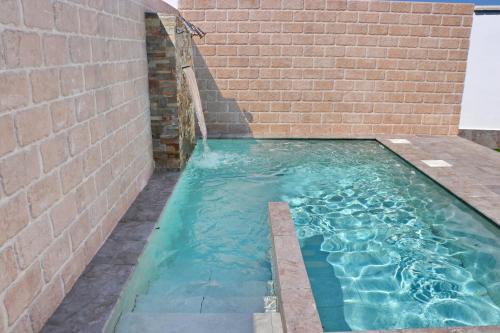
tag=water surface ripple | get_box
[116,140,500,332]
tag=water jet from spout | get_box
[183,66,207,141]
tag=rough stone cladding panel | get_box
[146,14,180,167]
[146,14,196,169]
[459,129,500,149]
[175,20,196,168]
[179,0,474,138]
[0,1,174,332]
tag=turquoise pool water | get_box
[113,140,500,332]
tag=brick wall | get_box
[0,1,173,332]
[180,0,474,137]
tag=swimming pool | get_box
[112,140,500,332]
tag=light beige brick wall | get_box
[0,1,174,332]
[180,0,474,137]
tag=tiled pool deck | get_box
[379,136,500,226]
[42,136,500,333]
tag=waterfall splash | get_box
[183,66,207,142]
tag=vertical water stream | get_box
[183,66,207,141]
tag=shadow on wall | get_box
[192,44,253,138]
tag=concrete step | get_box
[133,295,264,313]
[154,263,272,284]
[253,313,283,333]
[147,279,269,298]
[116,313,254,333]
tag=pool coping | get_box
[268,202,323,333]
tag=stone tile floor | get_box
[379,136,500,227]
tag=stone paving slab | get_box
[116,313,254,333]
[378,135,500,227]
[268,202,323,333]
[253,313,283,333]
[41,171,180,333]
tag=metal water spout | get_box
[177,16,206,38]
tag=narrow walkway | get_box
[379,136,500,226]
[42,171,180,333]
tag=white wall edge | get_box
[163,0,178,9]
[460,13,500,131]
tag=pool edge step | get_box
[117,312,285,333]
[133,295,265,313]
[116,312,255,333]
[253,313,283,333]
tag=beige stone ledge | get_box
[268,202,323,333]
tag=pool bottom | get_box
[110,139,500,333]
[273,202,500,333]
[283,140,500,331]
[302,235,351,332]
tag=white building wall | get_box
[460,12,500,130]
[163,0,178,9]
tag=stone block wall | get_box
[146,13,196,169]
[0,1,174,332]
[459,129,500,150]
[180,0,474,137]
